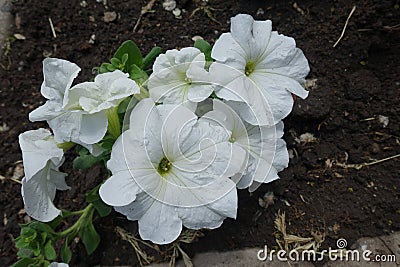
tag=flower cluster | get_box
[17,13,309,263]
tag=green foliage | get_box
[99,40,144,75]
[98,41,162,79]
[73,145,110,170]
[194,39,212,62]
[129,64,148,83]
[80,219,101,255]
[114,40,143,68]
[61,240,72,263]
[86,185,112,217]
[43,240,56,261]
[143,46,162,70]
[14,185,112,265]
[117,96,132,115]
[13,222,57,266]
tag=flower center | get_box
[245,61,255,76]
[229,135,236,143]
[185,77,192,85]
[158,157,172,175]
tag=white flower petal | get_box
[250,72,296,122]
[158,104,197,160]
[162,87,198,112]
[29,101,64,122]
[179,179,237,229]
[187,84,214,103]
[79,111,108,144]
[230,14,272,61]
[64,82,99,111]
[258,32,310,84]
[138,199,182,244]
[50,167,71,190]
[19,129,64,181]
[21,163,68,222]
[47,111,82,144]
[211,33,246,70]
[99,170,141,206]
[41,58,80,101]
[65,70,139,113]
[149,47,212,109]
[211,14,309,125]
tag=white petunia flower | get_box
[29,58,139,151]
[201,100,289,191]
[148,47,213,112]
[99,98,246,244]
[19,128,70,222]
[211,14,310,126]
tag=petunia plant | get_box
[13,14,309,266]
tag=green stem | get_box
[57,141,75,151]
[61,209,85,217]
[58,204,94,238]
[133,84,150,101]
[106,107,121,139]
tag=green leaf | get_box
[30,241,41,257]
[121,53,129,65]
[40,232,47,245]
[86,185,112,217]
[106,64,117,71]
[142,46,162,70]
[76,145,89,156]
[110,57,121,67]
[43,240,56,261]
[16,248,33,258]
[12,258,36,267]
[99,135,115,151]
[15,237,28,249]
[30,221,56,235]
[194,39,212,62]
[99,63,111,73]
[81,221,101,255]
[73,154,101,170]
[85,185,101,203]
[93,200,112,217]
[117,96,132,114]
[61,242,72,263]
[114,40,143,69]
[46,215,63,230]
[129,64,148,82]
[21,227,36,238]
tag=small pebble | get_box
[14,33,26,40]
[173,8,182,19]
[103,11,117,22]
[378,115,389,128]
[163,0,176,11]
[88,34,96,44]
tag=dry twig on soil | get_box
[48,17,57,38]
[115,226,158,266]
[133,0,157,32]
[333,6,356,48]
[274,210,324,254]
[335,154,400,170]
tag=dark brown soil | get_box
[1,0,399,266]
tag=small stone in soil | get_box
[103,11,117,23]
